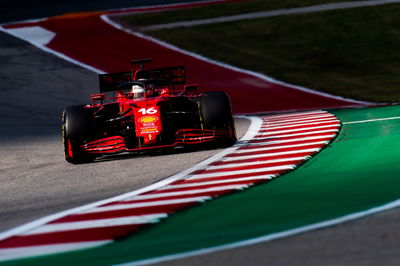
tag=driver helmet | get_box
[131,84,145,99]
[145,83,156,97]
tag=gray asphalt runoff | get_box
[0,30,250,232]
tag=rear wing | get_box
[99,66,186,92]
[99,72,132,92]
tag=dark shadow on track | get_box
[0,31,97,139]
[0,0,209,23]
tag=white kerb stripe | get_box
[121,185,249,202]
[265,110,330,118]
[21,214,167,236]
[161,176,273,190]
[263,118,339,129]
[207,157,306,170]
[81,197,210,214]
[264,114,334,124]
[263,110,327,119]
[264,118,339,129]
[224,148,320,162]
[256,129,339,138]
[265,114,331,122]
[248,134,335,145]
[264,124,339,135]
[188,165,293,180]
[234,141,328,153]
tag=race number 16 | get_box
[138,107,157,115]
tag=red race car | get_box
[62,59,236,163]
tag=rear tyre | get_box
[198,91,236,146]
[62,105,96,164]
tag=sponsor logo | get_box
[140,127,158,133]
[138,115,158,124]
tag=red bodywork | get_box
[74,62,234,156]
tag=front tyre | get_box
[198,91,237,146]
[62,105,96,164]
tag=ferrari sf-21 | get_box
[62,59,236,163]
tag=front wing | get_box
[80,129,231,155]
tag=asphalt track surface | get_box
[1,1,400,265]
[0,30,250,233]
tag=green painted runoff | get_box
[4,105,400,265]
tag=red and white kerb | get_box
[0,110,341,261]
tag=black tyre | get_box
[62,105,96,164]
[198,91,236,146]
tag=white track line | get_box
[343,116,400,124]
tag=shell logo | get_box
[139,115,158,124]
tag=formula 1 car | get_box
[62,59,236,164]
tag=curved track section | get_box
[0,110,340,261]
[1,1,367,114]
[0,1,388,265]
[0,29,248,234]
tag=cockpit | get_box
[116,79,171,100]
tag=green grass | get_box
[123,0,362,27]
[125,2,400,103]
